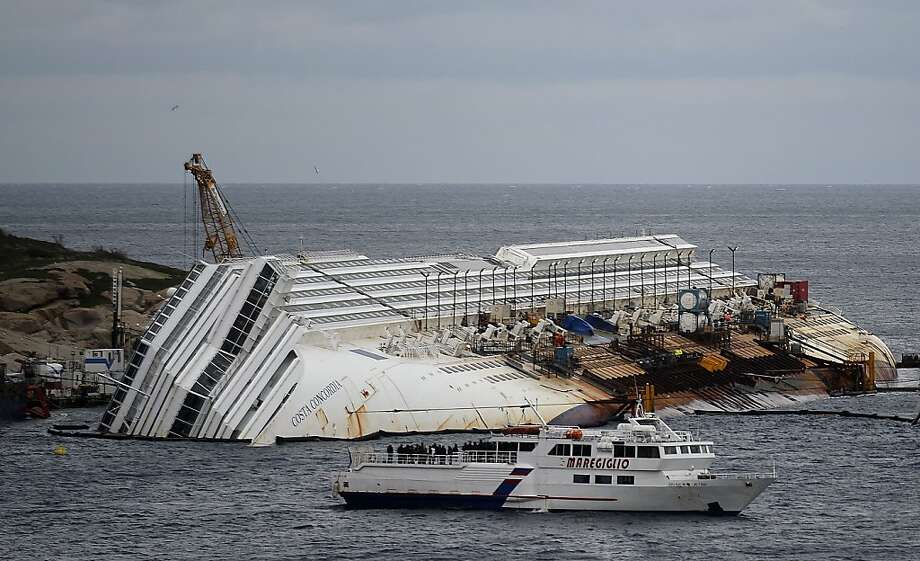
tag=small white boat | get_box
[333,405,775,514]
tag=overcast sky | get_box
[1,1,919,183]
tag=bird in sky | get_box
[170,105,179,111]
[314,166,320,175]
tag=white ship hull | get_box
[338,464,772,513]
[785,308,898,381]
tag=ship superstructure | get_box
[98,235,897,445]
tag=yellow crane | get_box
[184,153,251,262]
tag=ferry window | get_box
[498,441,517,452]
[573,474,590,484]
[614,445,635,458]
[637,446,660,459]
[519,442,536,452]
[572,444,592,457]
[616,475,635,485]
[595,475,613,485]
[549,444,571,456]
[663,446,677,455]
[690,445,701,454]
[680,446,691,454]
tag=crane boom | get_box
[184,153,244,262]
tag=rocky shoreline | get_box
[0,229,186,371]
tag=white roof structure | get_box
[260,235,753,330]
[495,234,696,271]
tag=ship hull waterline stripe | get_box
[338,491,748,513]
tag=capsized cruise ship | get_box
[97,235,897,445]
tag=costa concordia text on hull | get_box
[97,235,897,445]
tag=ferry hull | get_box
[502,477,773,513]
[335,458,774,514]
[339,491,508,510]
[338,478,773,514]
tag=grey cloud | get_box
[0,1,918,183]
[3,1,919,80]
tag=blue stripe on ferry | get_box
[340,492,506,510]
[492,478,523,497]
[510,467,533,476]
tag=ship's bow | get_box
[699,475,775,515]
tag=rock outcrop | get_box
[0,229,187,371]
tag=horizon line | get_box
[1,181,918,187]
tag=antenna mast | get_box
[183,153,245,263]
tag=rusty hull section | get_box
[565,331,858,416]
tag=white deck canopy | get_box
[269,235,753,330]
[495,235,696,271]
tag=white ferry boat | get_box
[333,407,775,514]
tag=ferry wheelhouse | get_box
[333,409,775,513]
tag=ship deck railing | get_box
[349,450,518,468]
[697,472,775,480]
[502,429,695,444]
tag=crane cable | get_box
[198,154,261,256]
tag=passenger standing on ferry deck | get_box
[386,444,393,462]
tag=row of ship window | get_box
[286,283,704,315]
[99,264,207,431]
[663,444,713,455]
[548,443,661,458]
[336,266,699,284]
[440,361,505,374]
[547,443,713,457]
[573,474,634,485]
[288,277,708,305]
[310,259,703,283]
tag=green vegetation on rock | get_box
[0,228,185,287]
[0,228,190,365]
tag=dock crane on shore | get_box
[183,153,257,263]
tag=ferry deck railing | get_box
[698,471,776,480]
[349,450,518,468]
[498,427,695,443]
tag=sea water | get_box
[1,183,918,559]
